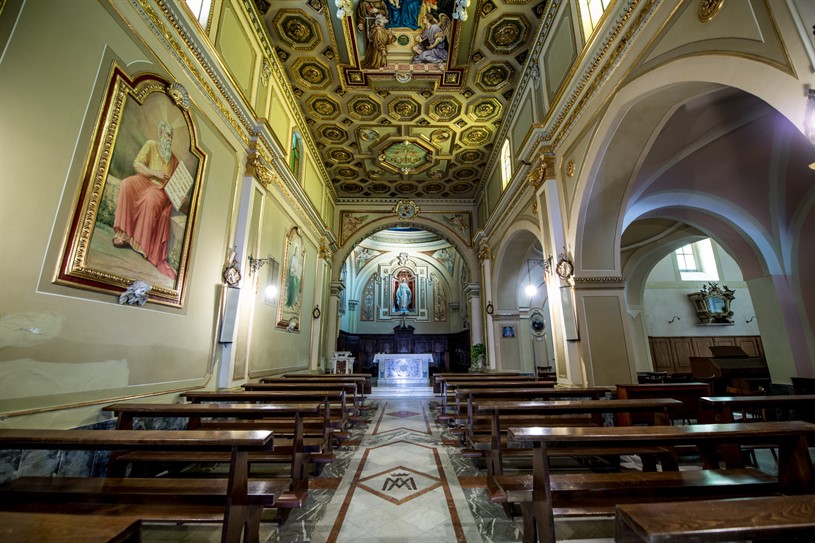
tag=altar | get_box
[374,353,432,387]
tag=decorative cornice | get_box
[571,276,626,289]
[136,0,251,145]
[239,0,338,201]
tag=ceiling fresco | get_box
[256,0,548,201]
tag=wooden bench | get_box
[433,371,522,394]
[102,401,325,509]
[455,386,612,439]
[499,421,815,543]
[615,383,713,425]
[475,399,683,479]
[0,428,287,543]
[615,494,815,543]
[0,511,142,542]
[280,372,373,395]
[437,376,543,414]
[245,380,364,419]
[181,389,350,444]
[700,394,815,423]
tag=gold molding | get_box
[697,0,725,23]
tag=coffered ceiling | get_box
[255,0,547,201]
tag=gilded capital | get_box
[246,155,274,187]
[319,237,333,261]
[477,240,492,262]
[526,150,555,189]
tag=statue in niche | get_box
[396,277,412,312]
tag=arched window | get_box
[290,130,303,181]
[501,138,512,190]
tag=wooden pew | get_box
[433,372,522,394]
[0,428,288,543]
[501,421,815,543]
[455,386,612,440]
[280,373,373,395]
[437,375,541,413]
[700,394,815,423]
[0,511,142,543]
[181,390,349,445]
[102,401,324,508]
[615,382,714,425]
[615,494,815,543]
[246,380,364,418]
[476,399,683,480]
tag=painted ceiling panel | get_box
[256,0,548,201]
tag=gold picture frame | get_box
[56,65,206,307]
[278,226,305,331]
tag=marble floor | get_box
[139,388,781,542]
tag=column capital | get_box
[463,282,481,298]
[329,280,345,297]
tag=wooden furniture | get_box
[0,428,284,543]
[792,377,815,394]
[103,400,326,476]
[454,387,612,442]
[689,345,770,395]
[0,511,142,543]
[648,335,764,375]
[328,351,354,374]
[502,421,815,543]
[615,383,713,425]
[432,371,522,393]
[181,390,349,443]
[337,327,470,373]
[615,495,815,543]
[242,381,362,418]
[443,380,557,414]
[700,394,815,423]
[437,375,539,412]
[280,372,373,395]
[476,399,683,479]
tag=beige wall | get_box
[0,0,331,426]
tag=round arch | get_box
[332,215,479,284]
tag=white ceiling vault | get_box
[254,0,549,202]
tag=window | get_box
[578,0,611,41]
[501,139,512,190]
[674,239,719,281]
[184,0,212,28]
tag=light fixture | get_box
[335,0,352,19]
[453,0,470,21]
[806,88,815,146]
[806,88,815,170]
[265,284,279,299]
[524,259,545,298]
[248,255,276,275]
[668,316,680,324]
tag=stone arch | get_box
[332,215,478,285]
[491,219,543,311]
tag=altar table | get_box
[374,353,432,387]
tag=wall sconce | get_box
[248,255,276,276]
[668,316,680,324]
[806,88,815,170]
[806,88,815,145]
[746,315,756,323]
[524,258,550,297]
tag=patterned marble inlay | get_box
[357,464,442,505]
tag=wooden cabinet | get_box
[648,336,764,375]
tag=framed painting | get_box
[56,65,205,307]
[278,226,305,331]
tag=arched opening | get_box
[333,226,473,376]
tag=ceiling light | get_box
[524,284,538,297]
